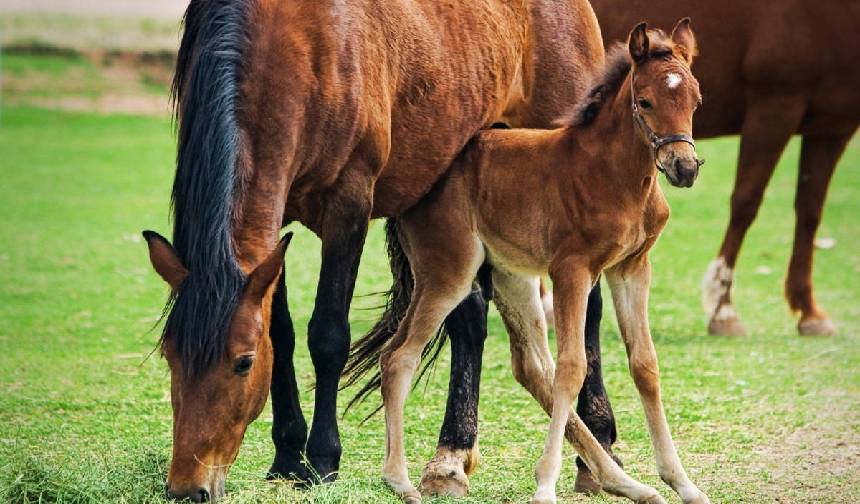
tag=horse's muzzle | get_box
[664,156,701,188]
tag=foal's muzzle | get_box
[662,155,701,188]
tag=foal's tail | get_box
[341,219,448,414]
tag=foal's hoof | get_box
[798,317,836,336]
[707,315,746,337]
[684,492,711,504]
[403,494,422,504]
[573,466,601,495]
[636,494,668,504]
[419,456,470,497]
[384,475,422,504]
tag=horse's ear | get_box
[143,230,188,290]
[245,232,293,301]
[628,22,650,63]
[671,18,697,65]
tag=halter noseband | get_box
[630,75,704,173]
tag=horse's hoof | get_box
[684,492,711,504]
[636,494,668,504]
[798,317,836,336]
[530,490,556,504]
[306,455,339,484]
[419,457,470,497]
[266,456,311,486]
[707,315,746,337]
[384,474,422,504]
[573,467,601,495]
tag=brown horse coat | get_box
[591,0,860,336]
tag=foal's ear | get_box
[143,230,188,290]
[245,232,293,301]
[628,22,650,63]
[671,18,698,65]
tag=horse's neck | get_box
[581,81,657,202]
[232,175,289,272]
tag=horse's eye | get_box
[234,355,254,376]
[638,99,653,110]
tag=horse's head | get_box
[628,19,703,188]
[144,231,292,502]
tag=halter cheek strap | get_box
[630,77,704,173]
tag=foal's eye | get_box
[233,355,254,376]
[638,99,653,110]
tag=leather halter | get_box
[630,75,704,173]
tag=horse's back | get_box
[244,0,607,223]
[243,0,527,220]
[590,0,860,137]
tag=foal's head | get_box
[144,231,291,501]
[627,19,702,187]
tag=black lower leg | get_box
[436,264,492,454]
[576,283,619,474]
[267,270,310,481]
[306,212,368,483]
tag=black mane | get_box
[566,31,676,128]
[165,0,253,376]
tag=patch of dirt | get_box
[2,49,175,116]
[747,397,860,503]
[1,0,185,19]
[7,94,171,117]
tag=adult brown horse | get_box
[590,0,860,336]
[142,0,610,500]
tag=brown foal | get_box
[377,21,709,504]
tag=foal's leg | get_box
[420,269,490,497]
[702,94,805,336]
[381,281,478,502]
[381,188,485,503]
[267,269,310,482]
[493,268,660,503]
[575,282,620,493]
[306,176,373,482]
[608,258,709,504]
[540,281,620,493]
[786,130,854,335]
[532,263,596,503]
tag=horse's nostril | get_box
[164,484,210,502]
[195,488,210,503]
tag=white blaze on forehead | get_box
[666,73,682,89]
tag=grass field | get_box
[1,55,859,503]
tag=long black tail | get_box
[341,219,449,413]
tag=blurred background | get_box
[1,0,182,115]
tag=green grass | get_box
[1,104,858,504]
[1,53,93,77]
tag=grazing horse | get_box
[142,0,612,500]
[372,21,708,504]
[590,0,860,336]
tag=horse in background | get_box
[142,0,614,500]
[590,0,860,336]
[369,21,708,504]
